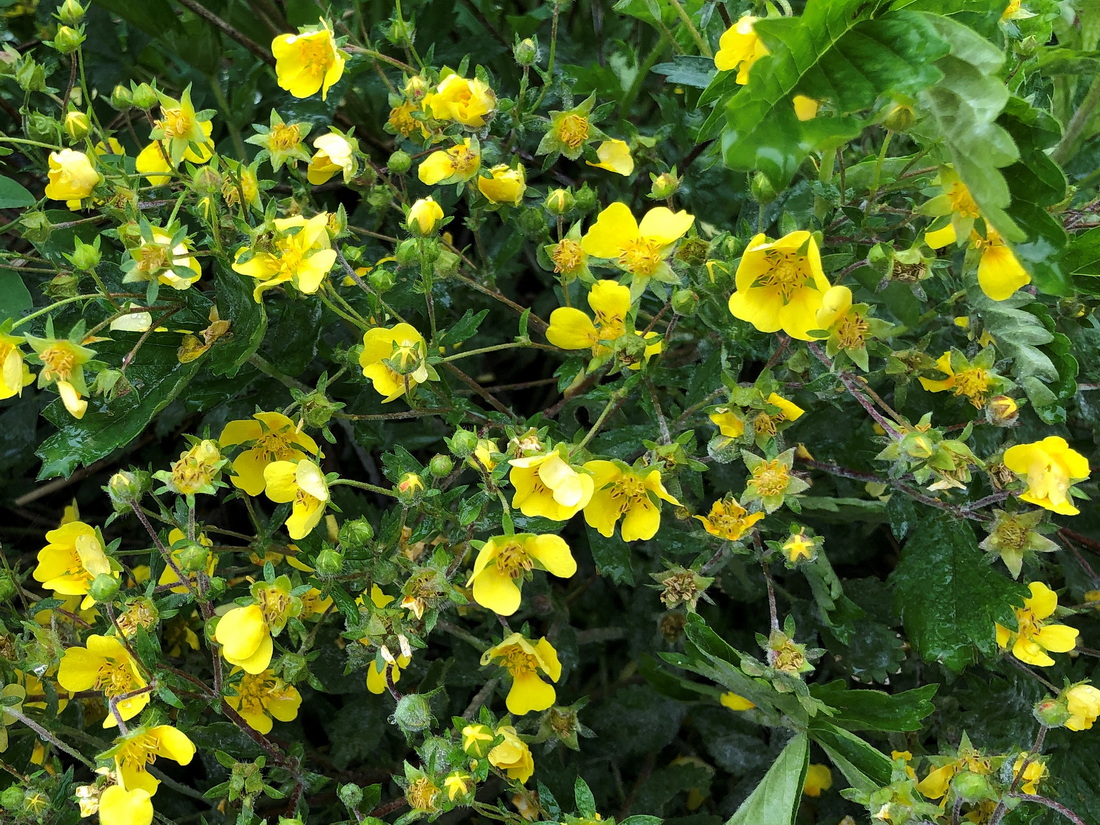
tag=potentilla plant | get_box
[0,1,1099,824]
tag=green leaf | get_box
[725,733,808,825]
[809,681,937,731]
[438,309,489,350]
[586,529,634,585]
[0,268,33,320]
[210,269,267,378]
[652,56,716,89]
[889,512,1025,671]
[808,721,892,791]
[915,13,1022,241]
[37,338,201,478]
[0,176,36,209]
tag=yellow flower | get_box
[916,746,992,800]
[488,725,535,782]
[482,632,561,715]
[478,163,527,205]
[219,411,320,497]
[509,450,595,521]
[387,100,426,138]
[782,529,818,565]
[0,332,33,399]
[135,119,215,186]
[720,691,755,711]
[263,459,330,539]
[149,87,213,167]
[364,586,413,694]
[232,214,337,301]
[418,138,481,185]
[98,786,153,825]
[1003,436,1090,516]
[225,669,302,734]
[157,528,216,593]
[45,149,101,202]
[767,392,804,422]
[58,635,150,727]
[815,285,874,360]
[995,581,1079,667]
[918,350,996,408]
[444,771,473,801]
[973,229,1031,301]
[272,20,345,100]
[545,280,659,367]
[709,408,746,439]
[743,449,809,513]
[427,73,497,127]
[461,723,495,756]
[221,158,261,210]
[587,139,634,176]
[696,495,764,541]
[161,439,224,497]
[582,460,680,541]
[803,764,833,797]
[727,230,831,341]
[124,229,202,291]
[1012,754,1046,795]
[921,167,981,249]
[714,15,769,84]
[33,520,115,608]
[467,534,576,616]
[26,334,94,418]
[307,132,357,185]
[215,603,273,674]
[358,323,434,402]
[408,197,444,235]
[1065,683,1100,731]
[246,110,312,172]
[108,724,195,796]
[582,202,694,280]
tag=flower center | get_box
[235,671,278,716]
[448,146,479,176]
[117,732,159,769]
[257,586,292,626]
[558,114,589,149]
[618,237,664,277]
[389,102,418,136]
[759,251,811,301]
[407,777,440,812]
[947,181,980,218]
[751,460,790,498]
[255,432,299,463]
[297,37,332,73]
[270,123,301,152]
[953,367,990,407]
[835,313,870,350]
[40,344,76,382]
[495,542,534,579]
[552,239,585,274]
[498,646,540,676]
[95,659,137,698]
[156,108,193,139]
[996,517,1030,551]
[136,243,171,275]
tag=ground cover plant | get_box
[1,0,1100,824]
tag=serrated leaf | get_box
[809,681,937,731]
[808,721,892,791]
[889,512,1025,671]
[652,55,716,89]
[211,269,267,378]
[725,733,808,825]
[438,309,488,350]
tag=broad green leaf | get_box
[889,512,1025,671]
[586,529,634,585]
[37,338,201,478]
[915,14,1022,241]
[210,269,267,378]
[0,269,32,320]
[653,56,716,89]
[725,733,808,825]
[810,681,937,731]
[808,721,892,791]
[0,176,36,209]
[89,0,181,38]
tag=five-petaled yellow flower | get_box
[477,163,527,205]
[225,668,302,734]
[33,520,116,608]
[307,132,357,185]
[125,229,202,291]
[481,632,561,715]
[509,449,594,521]
[263,459,330,539]
[696,495,764,541]
[58,635,150,727]
[727,230,831,341]
[582,202,694,283]
[714,15,769,84]
[709,408,746,439]
[467,533,576,616]
[232,214,337,302]
[996,581,1078,667]
[582,460,680,541]
[358,323,435,402]
[418,138,481,185]
[1003,436,1090,516]
[45,149,101,203]
[26,334,94,419]
[488,725,535,782]
[107,724,196,795]
[272,20,345,100]
[427,73,497,127]
[219,411,320,497]
[545,279,661,365]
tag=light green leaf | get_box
[725,733,808,825]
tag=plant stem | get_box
[330,478,398,498]
[1053,73,1100,164]
[667,0,712,56]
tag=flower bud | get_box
[88,573,120,602]
[650,170,681,200]
[671,288,698,316]
[25,112,58,144]
[1034,697,1072,727]
[573,183,597,213]
[68,237,101,271]
[883,103,916,133]
[951,771,993,804]
[396,472,424,504]
[386,17,415,47]
[339,517,375,548]
[178,542,211,574]
[986,395,1019,427]
[544,188,575,216]
[387,149,411,175]
[407,197,443,236]
[58,0,86,25]
[316,548,344,577]
[338,783,363,811]
[63,110,90,140]
[448,429,478,458]
[369,266,396,293]
[428,454,453,478]
[110,84,133,110]
[0,571,17,603]
[750,171,778,204]
[52,26,84,54]
[0,786,24,811]
[518,207,547,238]
[514,37,538,66]
[45,271,79,299]
[107,469,151,510]
[131,82,158,110]
[391,692,434,733]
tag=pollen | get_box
[39,343,77,382]
[269,122,302,151]
[953,367,990,407]
[156,108,193,139]
[551,239,586,275]
[946,181,980,219]
[750,459,791,498]
[495,541,534,579]
[759,251,810,301]
[557,114,589,149]
[618,237,664,277]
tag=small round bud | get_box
[0,786,24,811]
[883,103,916,133]
[369,267,396,293]
[518,207,547,238]
[573,184,597,214]
[750,171,778,204]
[110,84,133,110]
[396,472,425,504]
[391,692,433,733]
[544,188,575,216]
[178,542,211,574]
[58,0,86,25]
[1017,35,1038,57]
[25,112,58,144]
[53,26,84,55]
[316,548,344,577]
[131,82,159,110]
[387,17,414,47]
[44,271,78,299]
[339,517,375,548]
[650,171,681,200]
[448,429,478,458]
[338,783,363,811]
[69,238,101,271]
[366,185,394,212]
[514,37,538,67]
[671,289,698,316]
[1034,697,1072,728]
[428,454,453,478]
[0,571,17,602]
[395,238,420,266]
[107,469,150,510]
[63,110,90,141]
[986,395,1019,427]
[951,771,993,804]
[387,150,412,175]
[88,573,120,602]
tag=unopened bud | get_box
[63,110,90,140]
[316,548,344,577]
[110,84,133,110]
[951,771,993,804]
[58,0,86,25]
[396,472,424,503]
[391,692,433,733]
[387,150,411,175]
[107,469,150,509]
[448,429,478,458]
[68,238,101,271]
[514,37,538,67]
[178,542,211,574]
[573,184,597,214]
[428,454,453,478]
[544,188,575,216]
[1034,697,1072,727]
[88,573,119,602]
[671,288,698,316]
[339,517,375,548]
[750,171,778,204]
[650,171,681,200]
[369,267,396,293]
[986,395,1019,427]
[883,103,916,133]
[131,82,158,110]
[25,112,58,144]
[53,26,84,54]
[395,238,420,266]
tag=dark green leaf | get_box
[808,721,892,791]
[652,56,716,89]
[0,176,36,209]
[586,528,634,585]
[211,268,267,378]
[725,733,808,825]
[809,681,937,732]
[0,268,33,320]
